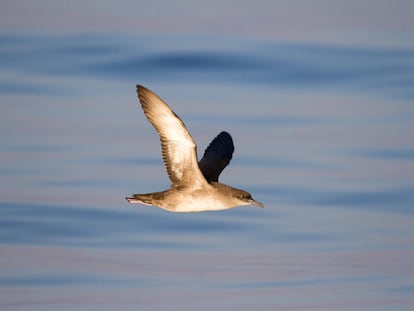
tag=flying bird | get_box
[126,85,263,212]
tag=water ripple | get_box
[1,33,413,99]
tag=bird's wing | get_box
[137,85,208,188]
[198,131,234,183]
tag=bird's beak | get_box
[250,198,264,208]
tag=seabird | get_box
[126,85,263,212]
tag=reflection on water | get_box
[1,33,414,310]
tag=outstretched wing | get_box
[198,131,234,183]
[137,85,208,188]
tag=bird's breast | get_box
[161,186,235,212]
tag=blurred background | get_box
[1,1,414,310]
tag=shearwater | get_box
[126,85,263,212]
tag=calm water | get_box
[1,33,414,310]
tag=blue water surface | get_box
[1,33,414,310]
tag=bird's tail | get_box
[125,194,154,206]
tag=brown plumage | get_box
[126,85,263,212]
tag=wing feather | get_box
[199,131,234,182]
[137,85,208,188]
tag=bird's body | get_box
[126,85,263,212]
[128,182,256,212]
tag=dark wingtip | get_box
[136,84,144,94]
[219,131,231,137]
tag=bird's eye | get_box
[241,194,251,200]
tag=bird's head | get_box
[233,189,264,208]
